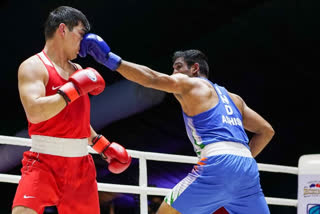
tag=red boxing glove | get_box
[91,135,131,174]
[58,67,105,104]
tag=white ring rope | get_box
[0,135,298,213]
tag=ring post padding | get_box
[298,154,320,214]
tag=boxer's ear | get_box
[58,23,67,37]
[191,63,200,76]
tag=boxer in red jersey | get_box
[12,6,131,214]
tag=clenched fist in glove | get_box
[58,67,105,105]
[91,135,131,174]
[79,33,122,71]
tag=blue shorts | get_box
[164,154,270,214]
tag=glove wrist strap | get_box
[57,82,80,104]
[91,134,111,154]
[100,142,112,160]
[105,52,122,71]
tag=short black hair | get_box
[44,6,90,40]
[172,49,209,77]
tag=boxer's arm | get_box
[238,95,275,157]
[117,60,194,94]
[89,125,97,144]
[79,33,194,94]
[18,58,67,124]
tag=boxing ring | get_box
[0,135,299,213]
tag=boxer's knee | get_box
[12,206,37,214]
[156,201,181,214]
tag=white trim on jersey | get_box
[38,51,54,67]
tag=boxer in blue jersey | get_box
[79,35,275,214]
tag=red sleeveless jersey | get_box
[28,51,91,138]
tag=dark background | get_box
[0,0,318,213]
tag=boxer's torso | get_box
[182,79,249,157]
[28,51,90,139]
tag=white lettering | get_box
[222,115,227,123]
[232,117,236,125]
[222,115,243,127]
[220,95,229,104]
[215,87,222,95]
[236,118,242,126]
[225,105,233,115]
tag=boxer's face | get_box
[173,57,198,77]
[64,22,86,60]
[172,57,191,76]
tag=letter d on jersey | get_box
[225,105,233,115]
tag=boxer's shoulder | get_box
[18,55,48,82]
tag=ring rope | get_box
[0,135,298,212]
[0,135,299,174]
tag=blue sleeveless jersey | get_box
[182,79,249,156]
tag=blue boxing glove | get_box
[79,33,122,71]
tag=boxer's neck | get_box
[43,42,75,78]
[43,40,71,71]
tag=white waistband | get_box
[30,135,89,157]
[200,141,252,159]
